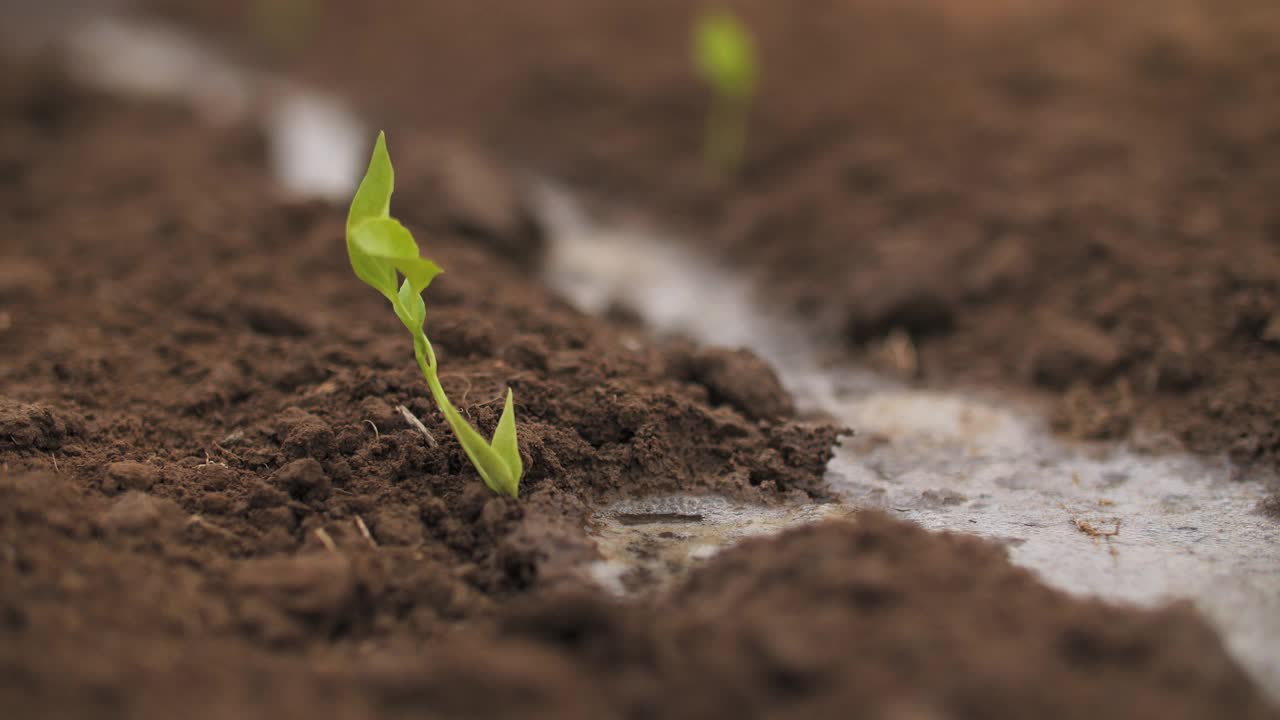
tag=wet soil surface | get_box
[2,56,1278,718]
[143,0,1280,477]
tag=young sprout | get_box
[693,8,758,176]
[346,133,524,497]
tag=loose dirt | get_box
[1,54,1277,718]
[142,0,1280,476]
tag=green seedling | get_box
[346,133,523,497]
[693,8,758,176]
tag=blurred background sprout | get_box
[693,7,758,177]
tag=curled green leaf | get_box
[351,217,443,295]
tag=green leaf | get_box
[399,256,443,296]
[491,388,523,484]
[347,131,393,232]
[694,9,757,100]
[346,132,398,298]
[348,247,397,299]
[351,217,443,294]
[351,216,416,258]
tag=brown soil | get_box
[2,12,1278,720]
[143,0,1280,474]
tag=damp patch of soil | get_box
[1,59,1277,717]
[141,0,1280,473]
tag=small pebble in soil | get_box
[1028,314,1122,389]
[271,458,330,502]
[98,491,183,533]
[192,463,237,490]
[846,284,955,344]
[246,481,290,509]
[356,397,399,430]
[0,256,53,298]
[689,347,795,421]
[0,397,84,451]
[371,506,423,546]
[105,461,160,492]
[231,553,357,645]
[918,488,968,509]
[273,407,335,459]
